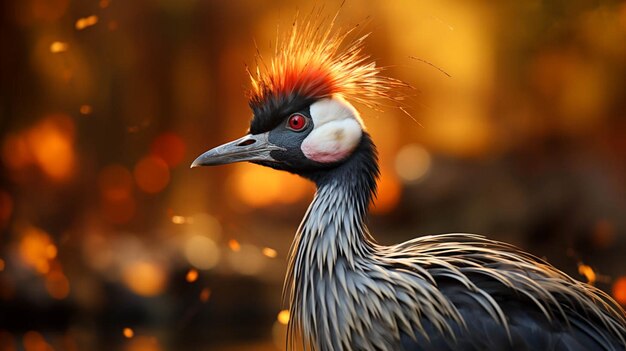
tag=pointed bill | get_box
[191,132,284,167]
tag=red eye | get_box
[287,114,307,131]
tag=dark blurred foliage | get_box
[1,1,626,350]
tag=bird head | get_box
[191,16,407,180]
[191,94,364,175]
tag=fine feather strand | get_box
[247,12,410,113]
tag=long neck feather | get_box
[284,133,379,348]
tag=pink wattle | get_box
[301,143,351,163]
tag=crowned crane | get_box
[191,16,626,351]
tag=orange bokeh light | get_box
[150,132,186,167]
[0,330,15,351]
[122,261,167,297]
[229,163,311,207]
[2,133,33,170]
[2,115,75,181]
[185,268,199,283]
[18,226,56,274]
[134,156,170,194]
[592,219,615,249]
[45,270,70,299]
[228,239,240,252]
[30,0,69,22]
[99,164,134,201]
[0,190,13,228]
[99,164,136,224]
[23,331,53,351]
[123,328,134,339]
[199,287,211,302]
[79,104,93,115]
[101,196,136,224]
[613,276,626,306]
[75,15,98,31]
[577,264,597,285]
[124,336,161,351]
[26,114,76,181]
[370,171,401,215]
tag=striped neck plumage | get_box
[284,133,379,347]
[296,132,379,265]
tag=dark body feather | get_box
[398,257,626,351]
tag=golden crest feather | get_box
[247,12,410,112]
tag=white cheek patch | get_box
[301,118,362,163]
[309,96,361,126]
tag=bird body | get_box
[192,14,626,351]
[285,128,626,351]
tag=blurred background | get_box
[1,0,626,350]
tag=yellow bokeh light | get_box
[277,309,290,325]
[184,235,220,270]
[262,247,278,258]
[122,261,167,297]
[378,2,496,159]
[171,215,188,224]
[227,244,265,276]
[50,41,68,53]
[188,213,221,240]
[578,263,597,285]
[75,15,98,30]
[395,144,431,182]
[425,108,494,158]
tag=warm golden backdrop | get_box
[1,1,626,350]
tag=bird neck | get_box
[304,131,379,211]
[284,134,379,349]
[287,131,380,284]
[302,131,379,251]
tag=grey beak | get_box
[191,132,284,168]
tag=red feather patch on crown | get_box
[247,13,410,112]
